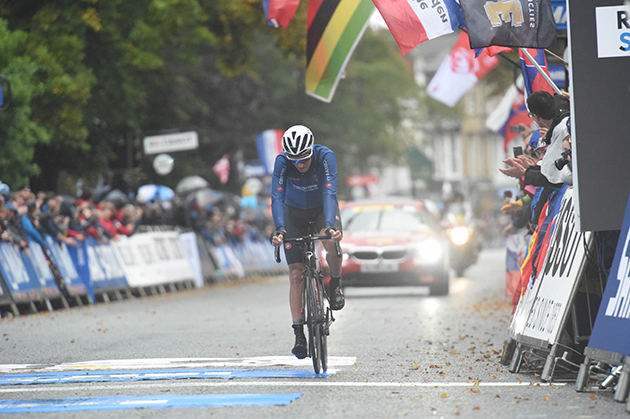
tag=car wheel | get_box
[429,274,449,296]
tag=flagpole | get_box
[519,48,563,96]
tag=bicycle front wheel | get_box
[315,275,328,373]
[305,270,322,374]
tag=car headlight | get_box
[413,240,443,264]
[449,227,470,246]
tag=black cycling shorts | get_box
[283,203,342,265]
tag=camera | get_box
[554,149,572,170]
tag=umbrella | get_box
[176,175,209,195]
[192,188,226,208]
[103,189,130,206]
[137,184,175,203]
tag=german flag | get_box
[305,0,374,102]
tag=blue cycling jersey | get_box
[271,144,339,231]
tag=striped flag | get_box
[426,31,499,107]
[305,0,375,103]
[372,0,465,56]
[256,129,284,175]
[518,48,554,96]
[262,0,301,28]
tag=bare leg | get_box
[288,263,305,322]
[323,239,342,276]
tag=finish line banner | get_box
[588,192,630,356]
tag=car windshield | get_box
[341,205,432,232]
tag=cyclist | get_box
[270,124,344,359]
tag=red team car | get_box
[323,198,451,296]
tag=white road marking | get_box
[0,380,568,394]
[0,356,357,374]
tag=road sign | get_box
[152,153,174,175]
[143,131,198,155]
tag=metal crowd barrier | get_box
[0,228,285,317]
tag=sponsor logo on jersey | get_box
[277,186,283,191]
[293,184,318,192]
[326,182,332,188]
[285,243,292,250]
[323,159,331,181]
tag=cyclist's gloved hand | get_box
[270,230,286,245]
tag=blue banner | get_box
[81,237,128,290]
[0,243,46,301]
[64,241,95,303]
[551,0,567,31]
[45,236,87,296]
[588,192,630,356]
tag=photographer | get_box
[555,135,573,186]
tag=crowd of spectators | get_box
[0,183,275,255]
[0,185,144,254]
[498,90,573,307]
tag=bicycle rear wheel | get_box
[305,271,321,374]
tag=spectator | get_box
[4,201,29,252]
[39,194,78,246]
[0,204,27,249]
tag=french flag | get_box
[372,0,465,56]
[262,0,301,29]
[519,49,554,97]
[256,129,284,175]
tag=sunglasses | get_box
[287,152,312,164]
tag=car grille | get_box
[353,250,379,260]
[382,249,407,260]
[349,246,408,262]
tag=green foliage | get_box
[0,0,431,194]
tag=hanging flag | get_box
[262,0,301,29]
[460,0,557,49]
[305,0,375,102]
[372,0,465,56]
[474,45,513,58]
[485,76,532,152]
[519,48,554,96]
[213,155,230,185]
[485,75,532,152]
[426,31,500,107]
[255,129,284,175]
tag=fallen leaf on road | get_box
[440,393,448,398]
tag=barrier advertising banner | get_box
[45,236,87,297]
[178,232,204,288]
[112,231,194,287]
[520,189,593,345]
[0,243,46,301]
[587,192,630,356]
[77,237,128,291]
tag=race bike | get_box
[274,225,341,374]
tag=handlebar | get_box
[273,234,342,263]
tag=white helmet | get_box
[282,125,314,160]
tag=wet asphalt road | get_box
[0,248,626,418]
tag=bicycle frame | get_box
[274,227,341,374]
